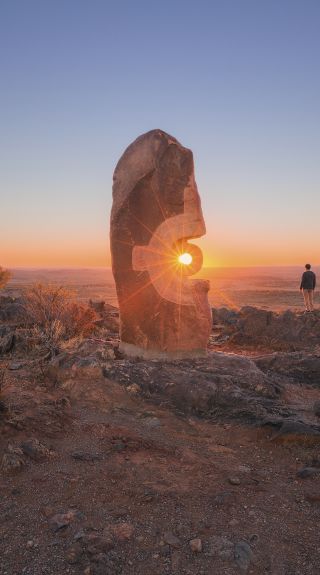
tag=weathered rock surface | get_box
[102,351,293,425]
[212,306,320,351]
[110,129,211,359]
[255,351,320,384]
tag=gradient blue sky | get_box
[1,0,319,267]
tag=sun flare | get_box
[178,252,193,265]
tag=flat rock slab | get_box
[103,351,305,427]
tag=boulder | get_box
[110,129,211,359]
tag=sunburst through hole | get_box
[178,252,193,266]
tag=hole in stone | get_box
[178,252,193,266]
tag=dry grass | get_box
[23,283,97,356]
[0,266,11,289]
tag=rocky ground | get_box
[1,296,320,575]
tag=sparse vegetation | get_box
[0,362,8,414]
[23,283,97,356]
[0,266,11,289]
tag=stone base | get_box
[119,341,208,360]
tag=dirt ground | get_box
[1,362,320,575]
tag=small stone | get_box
[1,452,25,473]
[297,467,320,479]
[160,545,171,557]
[49,510,80,532]
[26,540,34,549]
[238,465,251,473]
[189,538,202,553]
[305,491,320,503]
[42,506,54,518]
[112,441,126,452]
[9,361,23,370]
[74,530,85,541]
[85,533,114,555]
[21,438,51,461]
[234,541,252,573]
[111,522,134,541]
[71,451,103,462]
[65,543,82,564]
[229,518,239,527]
[144,417,161,429]
[208,535,233,559]
[126,384,140,394]
[163,531,182,549]
[229,476,241,485]
[313,401,320,417]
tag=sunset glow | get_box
[178,253,193,266]
[1,2,319,270]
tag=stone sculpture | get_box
[110,129,211,358]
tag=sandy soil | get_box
[1,362,320,575]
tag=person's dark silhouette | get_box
[300,263,316,312]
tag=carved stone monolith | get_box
[110,129,211,359]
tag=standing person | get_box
[300,264,316,312]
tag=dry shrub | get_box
[0,266,11,289]
[23,283,97,356]
[0,362,8,414]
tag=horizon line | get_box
[6,264,319,271]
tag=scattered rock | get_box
[234,540,253,573]
[71,451,103,462]
[313,401,320,417]
[144,417,161,429]
[1,448,25,473]
[21,438,52,461]
[297,467,320,479]
[189,538,202,553]
[111,522,134,541]
[213,491,237,508]
[305,491,320,503]
[65,543,83,564]
[208,535,233,559]
[229,476,241,485]
[85,533,114,555]
[126,383,140,394]
[163,531,182,549]
[9,360,24,370]
[238,465,251,473]
[49,510,82,532]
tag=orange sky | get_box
[2,233,319,269]
[1,1,319,271]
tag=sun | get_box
[178,252,193,266]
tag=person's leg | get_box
[303,289,310,311]
[309,289,314,311]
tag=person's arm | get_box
[314,273,316,290]
[300,273,304,290]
